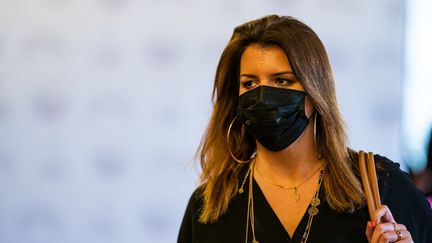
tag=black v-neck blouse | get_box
[178,155,432,243]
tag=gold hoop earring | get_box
[313,112,317,143]
[227,116,252,164]
[314,112,324,160]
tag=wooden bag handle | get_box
[358,151,381,219]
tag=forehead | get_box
[239,44,292,74]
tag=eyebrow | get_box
[239,71,295,78]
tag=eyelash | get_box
[240,78,295,89]
[274,78,294,86]
[241,80,257,89]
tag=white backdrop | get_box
[0,0,405,242]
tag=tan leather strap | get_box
[358,151,381,219]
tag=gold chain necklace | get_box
[255,165,323,202]
[239,159,324,243]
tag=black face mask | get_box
[237,86,311,152]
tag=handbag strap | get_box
[358,151,381,219]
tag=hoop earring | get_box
[227,116,252,164]
[313,112,317,143]
[314,112,324,160]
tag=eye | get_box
[274,78,294,86]
[241,80,258,89]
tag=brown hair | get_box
[197,15,365,223]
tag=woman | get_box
[178,15,432,243]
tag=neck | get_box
[254,123,323,185]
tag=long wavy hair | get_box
[197,15,365,223]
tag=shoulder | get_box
[373,154,416,198]
[178,184,247,243]
[181,185,205,223]
[178,168,248,225]
[373,154,421,203]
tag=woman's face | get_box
[238,44,314,116]
[239,44,303,95]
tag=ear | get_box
[304,95,315,118]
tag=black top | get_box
[178,155,432,243]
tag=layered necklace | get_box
[239,159,324,243]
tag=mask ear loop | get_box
[227,116,253,164]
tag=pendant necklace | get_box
[239,159,324,243]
